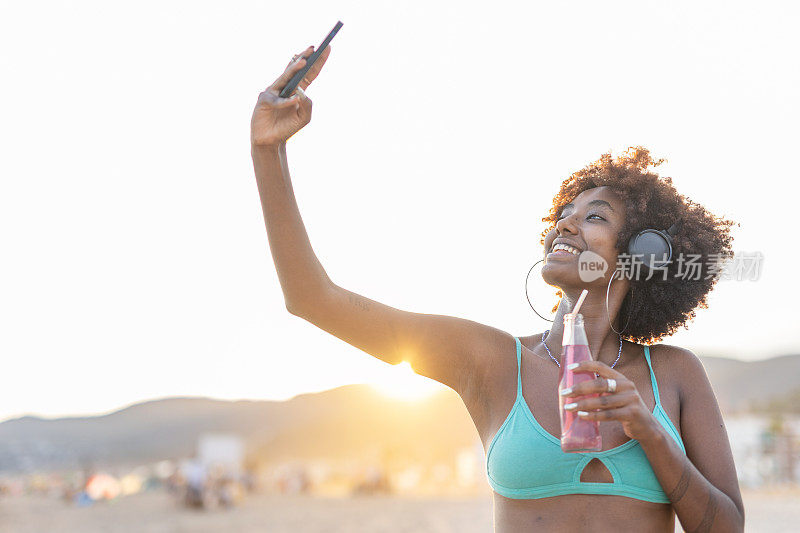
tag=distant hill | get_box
[0,385,476,474]
[1,354,798,473]
[698,353,800,413]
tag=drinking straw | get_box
[569,289,589,318]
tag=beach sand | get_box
[0,488,797,532]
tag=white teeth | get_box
[552,243,580,255]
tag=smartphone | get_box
[279,21,343,99]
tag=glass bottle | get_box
[558,313,602,452]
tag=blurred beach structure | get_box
[1,354,799,532]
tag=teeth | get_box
[552,243,580,255]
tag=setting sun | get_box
[370,361,443,401]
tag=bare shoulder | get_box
[445,324,518,441]
[468,326,519,390]
[647,343,712,400]
[648,343,704,367]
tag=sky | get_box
[1,1,798,422]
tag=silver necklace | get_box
[541,330,623,369]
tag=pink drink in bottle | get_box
[558,312,602,452]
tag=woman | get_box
[250,45,744,532]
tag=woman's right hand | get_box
[251,44,332,147]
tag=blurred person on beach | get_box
[250,44,744,532]
[182,459,206,509]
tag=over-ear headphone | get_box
[627,220,681,270]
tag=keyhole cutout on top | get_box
[579,458,614,483]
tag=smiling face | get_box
[541,186,626,290]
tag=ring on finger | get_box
[606,378,617,393]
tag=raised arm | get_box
[250,45,502,396]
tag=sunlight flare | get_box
[371,361,442,401]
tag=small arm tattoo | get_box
[348,293,371,312]
[686,491,720,533]
[666,458,692,503]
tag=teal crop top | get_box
[485,337,685,503]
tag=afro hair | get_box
[540,146,739,344]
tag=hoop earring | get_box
[525,258,555,323]
[605,269,633,335]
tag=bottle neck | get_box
[562,314,588,346]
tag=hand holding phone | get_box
[279,21,342,98]
[251,21,340,147]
